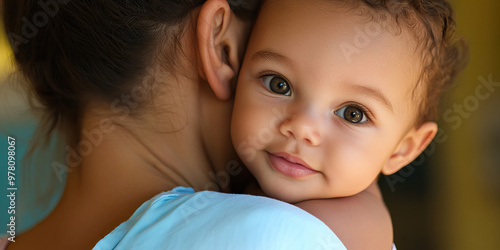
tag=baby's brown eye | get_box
[335,105,367,124]
[262,75,291,96]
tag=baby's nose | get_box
[279,112,322,146]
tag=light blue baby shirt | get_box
[93,187,346,250]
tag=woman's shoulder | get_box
[94,187,346,250]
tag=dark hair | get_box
[355,0,468,125]
[2,0,261,142]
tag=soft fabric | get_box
[94,187,347,250]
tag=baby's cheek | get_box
[231,104,266,163]
[329,139,384,193]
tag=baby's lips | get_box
[271,152,316,171]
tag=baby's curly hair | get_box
[354,0,468,125]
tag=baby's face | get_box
[231,0,422,203]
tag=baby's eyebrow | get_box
[349,84,394,114]
[250,50,295,69]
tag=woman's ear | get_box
[197,0,247,100]
[382,122,438,175]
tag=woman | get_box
[3,0,344,249]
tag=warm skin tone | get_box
[9,1,251,249]
[232,0,438,248]
[8,1,435,250]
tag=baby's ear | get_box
[382,122,438,175]
[197,0,243,100]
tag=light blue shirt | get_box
[94,187,346,250]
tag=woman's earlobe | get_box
[382,122,438,175]
[197,0,237,100]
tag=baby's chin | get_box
[261,182,360,204]
[261,184,318,204]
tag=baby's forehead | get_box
[252,0,461,126]
[251,0,426,114]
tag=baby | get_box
[231,0,466,248]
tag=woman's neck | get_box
[10,76,235,249]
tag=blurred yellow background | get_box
[379,0,500,249]
[0,24,12,79]
[435,0,500,249]
[0,1,499,249]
